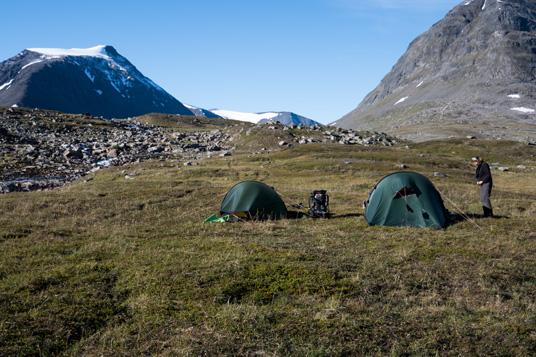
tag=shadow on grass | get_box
[286,211,362,220]
[447,212,509,227]
[330,213,362,219]
[464,213,509,220]
[286,211,310,219]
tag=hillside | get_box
[0,46,193,118]
[1,114,536,354]
[0,107,395,192]
[333,0,536,143]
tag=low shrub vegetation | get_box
[1,138,536,355]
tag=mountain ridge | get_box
[0,45,194,119]
[332,0,536,143]
[210,108,322,126]
[0,46,320,126]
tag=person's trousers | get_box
[480,182,493,216]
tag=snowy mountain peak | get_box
[26,45,112,59]
[209,108,321,126]
[22,45,164,98]
[0,45,193,118]
[2,45,320,124]
[211,109,279,123]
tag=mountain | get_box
[210,109,322,126]
[333,0,536,142]
[0,45,193,119]
[183,104,223,119]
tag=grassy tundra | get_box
[1,129,536,355]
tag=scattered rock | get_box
[0,108,235,193]
[1,108,400,193]
[106,148,119,158]
[0,178,67,193]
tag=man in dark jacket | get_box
[472,156,493,217]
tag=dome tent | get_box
[219,181,287,220]
[364,172,447,228]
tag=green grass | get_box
[1,140,536,355]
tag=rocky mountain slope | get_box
[0,45,194,119]
[333,0,536,143]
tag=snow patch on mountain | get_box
[209,108,321,126]
[395,97,408,105]
[85,69,95,82]
[21,59,45,71]
[0,79,14,91]
[211,109,279,123]
[511,107,535,114]
[186,104,321,126]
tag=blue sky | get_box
[2,0,462,124]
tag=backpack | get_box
[309,190,329,218]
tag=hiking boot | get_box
[483,206,494,218]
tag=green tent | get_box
[364,172,447,228]
[220,181,287,220]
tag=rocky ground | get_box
[1,107,398,193]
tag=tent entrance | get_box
[393,187,419,198]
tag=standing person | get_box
[472,156,493,217]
